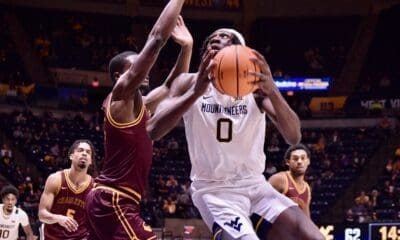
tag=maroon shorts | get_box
[85,185,156,240]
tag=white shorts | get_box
[191,175,296,239]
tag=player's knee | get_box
[310,233,325,240]
[313,229,326,240]
[300,228,325,240]
[239,234,259,240]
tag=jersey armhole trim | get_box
[106,94,145,128]
[54,171,62,196]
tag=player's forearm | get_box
[38,210,60,224]
[265,88,301,145]
[142,38,192,112]
[164,44,193,88]
[149,0,185,43]
[24,229,36,240]
[26,235,36,240]
[147,87,200,140]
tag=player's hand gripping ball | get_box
[212,45,260,98]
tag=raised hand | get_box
[171,15,193,48]
[194,49,216,95]
[248,50,277,96]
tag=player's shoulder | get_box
[45,171,63,190]
[48,170,63,181]
[14,206,27,216]
[269,171,287,183]
[275,171,288,178]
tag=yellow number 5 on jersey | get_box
[66,209,76,219]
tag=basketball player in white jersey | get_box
[147,28,324,239]
[0,185,37,240]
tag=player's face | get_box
[207,30,234,51]
[70,142,92,170]
[2,194,17,214]
[286,149,310,176]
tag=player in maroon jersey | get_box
[38,139,95,240]
[269,143,312,217]
[84,1,188,239]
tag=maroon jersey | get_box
[284,171,311,213]
[96,95,152,201]
[44,170,93,240]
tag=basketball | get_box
[212,45,260,98]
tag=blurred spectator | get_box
[351,151,365,171]
[384,159,394,176]
[344,208,355,223]
[264,161,277,179]
[155,176,168,199]
[162,197,177,217]
[1,151,12,167]
[351,200,369,223]
[327,130,342,153]
[377,115,392,141]
[166,175,179,198]
[393,159,400,173]
[395,146,400,159]
[50,143,60,157]
[313,135,326,154]
[370,189,380,209]
[354,191,370,207]
[266,142,280,153]
[0,144,12,158]
[297,100,311,118]
[382,180,394,199]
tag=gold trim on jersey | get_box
[286,171,307,194]
[213,229,222,240]
[64,170,92,194]
[112,192,138,240]
[54,171,62,197]
[92,184,140,205]
[119,186,141,201]
[106,94,145,128]
[254,216,264,232]
[111,193,156,240]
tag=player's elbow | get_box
[146,122,163,141]
[285,131,301,145]
[147,129,161,141]
[148,30,168,49]
[38,210,46,222]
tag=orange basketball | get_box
[212,45,260,98]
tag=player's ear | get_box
[113,72,120,82]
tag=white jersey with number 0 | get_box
[0,204,29,240]
[183,85,266,181]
